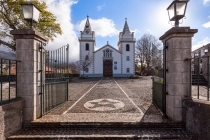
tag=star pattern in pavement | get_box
[89,99,120,109]
[84,99,125,111]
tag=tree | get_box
[80,52,92,77]
[0,0,62,51]
[69,63,79,74]
[136,33,161,70]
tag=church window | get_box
[127,68,130,73]
[126,56,130,61]
[126,44,130,51]
[86,43,89,51]
[103,49,112,57]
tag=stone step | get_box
[7,127,199,140]
[22,122,186,129]
[192,74,208,85]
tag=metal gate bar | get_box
[40,43,69,115]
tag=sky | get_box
[2,0,210,62]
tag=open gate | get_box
[152,41,166,114]
[40,43,69,115]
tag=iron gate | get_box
[152,41,166,114]
[40,43,69,115]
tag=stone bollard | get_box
[160,27,197,121]
[11,29,48,122]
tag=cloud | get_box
[146,29,152,34]
[44,0,79,62]
[202,21,210,28]
[97,4,105,11]
[192,37,210,51]
[203,0,210,5]
[76,17,119,37]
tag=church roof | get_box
[122,18,130,34]
[83,15,92,32]
[94,43,121,53]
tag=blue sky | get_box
[1,0,210,62]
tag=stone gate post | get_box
[160,27,197,121]
[11,29,48,122]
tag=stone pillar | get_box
[160,27,197,121]
[10,29,48,122]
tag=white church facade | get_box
[79,17,136,77]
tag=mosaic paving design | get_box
[67,78,142,113]
[84,98,125,111]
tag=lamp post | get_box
[21,2,41,28]
[167,0,189,27]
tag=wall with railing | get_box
[183,55,210,139]
[190,55,210,101]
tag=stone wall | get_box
[0,98,24,140]
[183,99,210,139]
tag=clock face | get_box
[86,30,90,34]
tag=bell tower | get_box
[79,16,95,76]
[118,18,136,75]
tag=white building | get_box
[79,16,136,77]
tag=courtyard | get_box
[34,76,168,123]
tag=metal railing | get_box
[0,58,19,102]
[41,44,69,115]
[152,76,165,114]
[190,55,210,101]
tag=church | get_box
[79,16,136,77]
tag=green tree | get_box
[0,0,62,51]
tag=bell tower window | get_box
[86,43,89,51]
[126,44,130,51]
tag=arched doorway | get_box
[103,60,112,77]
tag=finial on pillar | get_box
[107,41,109,45]
[87,15,89,18]
[125,18,127,21]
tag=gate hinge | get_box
[39,92,42,95]
[165,46,168,49]
[39,70,42,72]
[166,69,168,72]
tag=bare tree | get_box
[80,52,92,77]
[69,63,79,74]
[136,33,161,70]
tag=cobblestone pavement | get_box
[34,76,169,123]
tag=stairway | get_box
[7,122,199,140]
[192,74,208,86]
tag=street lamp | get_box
[204,48,208,54]
[167,0,189,27]
[194,52,199,58]
[21,2,41,28]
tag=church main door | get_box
[103,60,112,77]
